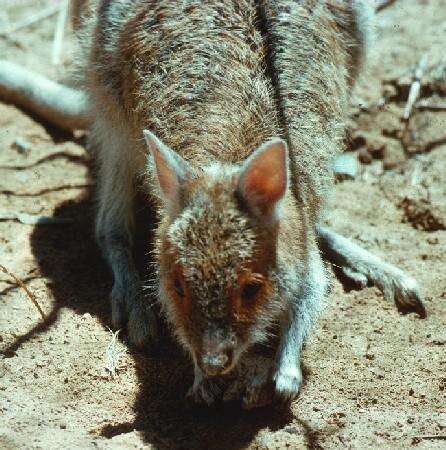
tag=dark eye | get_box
[173,277,185,297]
[241,282,262,301]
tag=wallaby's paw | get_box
[186,378,222,406]
[110,281,158,348]
[127,302,158,348]
[110,287,127,331]
[241,363,275,409]
[273,366,302,404]
[242,379,275,410]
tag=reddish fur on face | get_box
[154,166,285,356]
[166,262,275,328]
[231,270,274,323]
[166,263,191,319]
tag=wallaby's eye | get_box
[173,277,185,298]
[241,282,262,302]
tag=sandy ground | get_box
[0,1,445,449]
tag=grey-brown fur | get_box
[258,0,373,218]
[72,0,416,406]
[0,0,425,408]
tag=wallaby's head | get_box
[144,130,288,377]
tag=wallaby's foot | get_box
[273,364,302,404]
[187,370,223,406]
[237,354,302,409]
[242,363,275,410]
[317,225,426,318]
[110,276,158,348]
[242,366,301,409]
[240,358,302,408]
[242,366,302,409]
[242,380,275,410]
[127,299,158,348]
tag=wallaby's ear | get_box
[237,138,288,216]
[143,129,194,208]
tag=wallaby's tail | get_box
[0,60,89,132]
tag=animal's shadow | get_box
[1,148,319,449]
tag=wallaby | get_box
[0,0,425,408]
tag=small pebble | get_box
[333,153,358,180]
[358,148,373,164]
[368,141,386,159]
[12,137,32,155]
[383,141,406,169]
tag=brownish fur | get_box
[258,0,372,221]
[0,0,425,408]
[70,0,373,406]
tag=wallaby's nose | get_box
[200,349,233,377]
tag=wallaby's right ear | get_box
[143,130,194,209]
[237,138,288,217]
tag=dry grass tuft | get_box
[105,328,126,378]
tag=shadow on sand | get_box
[1,147,326,448]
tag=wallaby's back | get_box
[258,0,373,220]
[73,0,369,192]
[53,0,423,411]
[76,0,281,169]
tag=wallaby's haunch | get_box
[0,0,425,408]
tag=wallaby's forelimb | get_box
[317,225,426,318]
[0,60,89,132]
[93,119,158,346]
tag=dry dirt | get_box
[0,1,445,449]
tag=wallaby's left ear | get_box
[143,129,194,210]
[237,138,288,216]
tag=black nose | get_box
[200,349,233,377]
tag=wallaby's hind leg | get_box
[316,225,426,318]
[94,119,158,347]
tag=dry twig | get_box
[0,3,60,36]
[416,99,446,111]
[52,0,69,65]
[413,435,446,441]
[0,211,73,225]
[376,0,397,12]
[1,183,93,197]
[403,55,429,121]
[0,264,45,320]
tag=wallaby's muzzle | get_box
[199,348,234,377]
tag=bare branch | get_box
[0,211,73,225]
[416,99,446,111]
[403,55,429,121]
[0,4,60,36]
[376,0,397,12]
[0,264,46,320]
[52,0,69,65]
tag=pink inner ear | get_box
[144,129,193,207]
[152,146,180,202]
[240,139,288,213]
